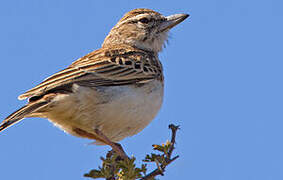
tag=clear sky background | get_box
[0,0,282,180]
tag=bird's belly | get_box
[46,80,164,143]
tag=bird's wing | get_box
[18,46,162,100]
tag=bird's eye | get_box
[139,18,150,24]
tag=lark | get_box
[0,8,188,158]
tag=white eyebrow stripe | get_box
[115,14,150,27]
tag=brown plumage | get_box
[18,44,163,101]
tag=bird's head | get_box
[102,8,189,53]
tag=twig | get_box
[141,124,180,180]
[168,124,179,157]
[140,156,179,180]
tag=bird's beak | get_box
[159,13,189,32]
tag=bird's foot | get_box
[94,129,129,160]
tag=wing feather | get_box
[18,46,161,100]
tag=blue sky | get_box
[0,0,283,179]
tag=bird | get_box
[0,8,188,158]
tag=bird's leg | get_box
[94,129,129,160]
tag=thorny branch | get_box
[141,124,180,180]
[84,124,180,180]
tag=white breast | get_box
[46,80,164,143]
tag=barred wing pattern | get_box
[18,45,162,100]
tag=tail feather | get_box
[0,101,48,133]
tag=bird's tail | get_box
[0,101,49,132]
